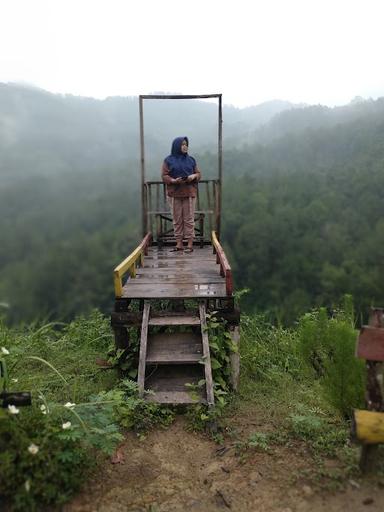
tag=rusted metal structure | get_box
[111,94,239,406]
[353,307,384,471]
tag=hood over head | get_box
[165,136,196,179]
[171,136,189,156]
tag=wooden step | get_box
[144,365,206,404]
[149,313,200,326]
[145,391,202,404]
[146,332,203,364]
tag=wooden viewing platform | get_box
[111,232,238,406]
[110,93,239,406]
[114,233,232,301]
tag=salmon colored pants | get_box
[168,197,196,242]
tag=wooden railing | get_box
[113,233,152,298]
[144,180,220,241]
[212,231,233,296]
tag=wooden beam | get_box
[356,326,384,361]
[199,302,215,406]
[229,325,240,391]
[137,301,150,397]
[111,311,143,326]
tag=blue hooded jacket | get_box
[164,136,197,179]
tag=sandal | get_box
[184,248,194,253]
[170,247,184,252]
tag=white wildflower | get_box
[40,404,48,415]
[1,346,9,355]
[62,421,71,430]
[25,480,31,492]
[28,443,39,455]
[64,402,76,409]
[8,404,19,415]
[11,378,18,383]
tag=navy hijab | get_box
[164,136,196,179]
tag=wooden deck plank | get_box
[121,245,228,299]
[135,276,225,284]
[142,261,218,268]
[147,246,213,254]
[149,315,200,326]
[138,267,219,274]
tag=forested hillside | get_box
[222,97,384,321]
[0,84,293,182]
[1,84,384,324]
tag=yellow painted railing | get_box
[354,409,384,444]
[113,232,152,298]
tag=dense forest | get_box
[1,83,384,324]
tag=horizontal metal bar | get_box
[140,94,221,100]
[146,180,219,185]
[148,210,214,215]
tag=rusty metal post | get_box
[139,96,147,236]
[138,94,222,239]
[217,94,223,238]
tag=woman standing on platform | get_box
[161,136,201,252]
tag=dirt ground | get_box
[65,413,384,512]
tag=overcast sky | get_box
[1,0,383,108]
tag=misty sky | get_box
[1,0,383,108]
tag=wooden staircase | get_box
[137,300,214,406]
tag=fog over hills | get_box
[0,83,298,182]
[1,82,384,324]
[0,82,383,182]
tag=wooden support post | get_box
[229,325,240,391]
[137,301,151,398]
[111,299,131,377]
[358,308,384,472]
[199,302,215,406]
[111,311,143,326]
[113,326,129,350]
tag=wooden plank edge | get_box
[113,232,152,298]
[356,326,384,361]
[353,409,384,444]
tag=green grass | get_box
[1,310,117,402]
[234,302,366,476]
[0,297,374,509]
[0,310,173,511]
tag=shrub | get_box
[240,313,302,382]
[297,296,365,418]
